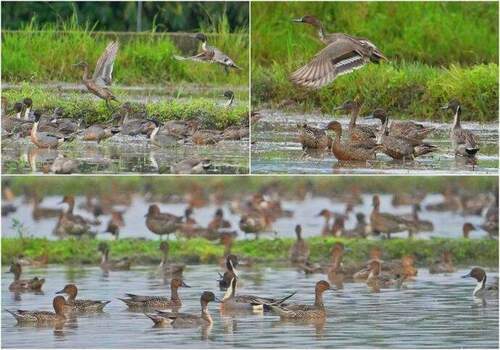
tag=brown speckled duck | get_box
[327,121,381,161]
[6,296,66,324]
[56,284,111,313]
[118,278,189,309]
[8,262,45,292]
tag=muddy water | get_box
[251,111,499,174]
[2,265,498,348]
[1,194,492,240]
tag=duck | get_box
[334,100,377,146]
[223,123,249,141]
[343,212,369,238]
[31,194,62,221]
[370,195,411,239]
[326,121,381,161]
[462,267,498,298]
[49,108,81,135]
[15,254,49,268]
[391,191,427,207]
[220,278,296,312]
[55,284,111,312]
[82,123,120,143]
[145,204,183,240]
[6,296,66,324]
[73,41,119,108]
[146,291,221,327]
[104,211,125,240]
[429,251,455,274]
[2,102,31,134]
[191,128,222,145]
[98,242,132,272]
[368,109,435,143]
[52,195,96,238]
[366,260,401,291]
[163,118,200,139]
[171,158,212,174]
[148,119,182,148]
[297,123,332,150]
[30,110,69,149]
[289,224,310,264]
[208,208,232,232]
[8,262,45,292]
[49,154,79,174]
[479,192,498,239]
[118,103,153,136]
[118,278,189,309]
[174,33,241,72]
[290,15,386,89]
[317,209,333,236]
[222,90,235,108]
[462,222,476,239]
[22,97,35,121]
[218,254,239,291]
[402,204,434,234]
[442,100,479,157]
[159,242,185,277]
[267,280,331,319]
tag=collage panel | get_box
[2,1,249,175]
[1,176,499,348]
[251,2,498,174]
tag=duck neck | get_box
[81,65,89,81]
[452,106,461,129]
[349,106,361,129]
[473,276,486,296]
[101,250,109,264]
[13,270,21,281]
[314,289,325,308]
[171,286,180,302]
[333,129,342,144]
[201,41,207,51]
[200,301,213,324]
[223,242,232,257]
[315,23,327,44]
[31,121,39,137]
[24,107,31,120]
[412,207,419,221]
[68,291,77,302]
[224,95,234,108]
[331,253,342,268]
[160,249,168,266]
[150,126,159,140]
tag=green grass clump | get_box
[2,237,498,267]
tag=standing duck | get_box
[442,100,479,157]
[52,195,95,238]
[289,225,310,264]
[56,284,111,312]
[290,15,386,89]
[327,121,381,161]
[118,278,190,309]
[370,195,411,239]
[73,41,119,108]
[8,262,45,292]
[208,208,232,232]
[334,100,377,146]
[82,123,120,143]
[462,222,476,238]
[369,109,435,142]
[174,33,241,72]
[145,204,183,240]
[149,119,181,148]
[6,296,66,324]
[30,110,68,149]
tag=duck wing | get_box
[93,41,119,87]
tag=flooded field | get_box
[1,193,492,240]
[2,264,498,348]
[251,110,499,175]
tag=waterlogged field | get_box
[251,111,499,175]
[2,264,498,348]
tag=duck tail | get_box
[144,313,168,326]
[5,309,18,318]
[275,291,297,305]
[173,55,187,61]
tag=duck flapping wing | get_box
[93,41,119,87]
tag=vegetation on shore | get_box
[2,237,498,267]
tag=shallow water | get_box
[1,193,492,240]
[251,110,499,174]
[2,265,498,348]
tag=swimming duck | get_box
[370,195,411,239]
[366,260,400,291]
[30,110,68,149]
[220,278,295,312]
[289,225,310,264]
[174,33,241,72]
[369,109,435,143]
[442,100,479,157]
[52,195,95,238]
[98,242,132,272]
[171,158,212,174]
[73,41,119,108]
[218,254,239,291]
[326,243,356,287]
[56,284,111,312]
[297,123,332,150]
[290,15,386,89]
[145,204,183,240]
[8,262,45,292]
[149,119,182,148]
[429,251,455,274]
[118,278,189,309]
[326,121,381,161]
[159,242,185,277]
[268,280,331,319]
[6,296,66,324]
[334,100,377,146]
[146,291,221,327]
[462,267,498,298]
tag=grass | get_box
[2,176,497,198]
[1,14,248,86]
[2,237,498,267]
[2,85,248,128]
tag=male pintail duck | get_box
[30,110,69,149]
[429,251,455,274]
[368,109,435,142]
[73,41,120,108]
[149,119,182,148]
[220,278,296,312]
[52,195,95,238]
[145,204,183,240]
[267,280,331,319]
[2,102,31,134]
[442,100,479,157]
[118,278,189,309]
[171,158,212,174]
[297,123,332,150]
[174,33,241,72]
[8,262,45,292]
[22,97,35,120]
[6,296,66,324]
[289,225,310,264]
[462,222,476,239]
[370,195,411,239]
[462,267,499,298]
[290,15,386,89]
[146,291,221,327]
[326,121,382,161]
[218,254,239,291]
[334,100,377,147]
[98,242,132,272]
[56,284,111,312]
[159,242,185,277]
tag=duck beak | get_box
[292,18,303,23]
[55,289,65,295]
[461,272,471,278]
[214,296,223,303]
[181,281,191,288]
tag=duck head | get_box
[33,110,43,123]
[13,102,23,116]
[462,222,476,238]
[292,15,322,28]
[334,100,361,113]
[367,108,387,124]
[194,33,208,43]
[295,224,303,239]
[171,277,190,289]
[56,284,78,299]
[441,99,461,113]
[462,267,486,282]
[146,204,161,217]
[324,121,342,135]
[315,280,332,294]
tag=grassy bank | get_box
[3,85,248,128]
[252,62,499,122]
[1,16,248,86]
[2,176,497,198]
[2,237,498,267]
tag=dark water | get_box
[251,111,499,174]
[1,193,492,240]
[2,265,498,348]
